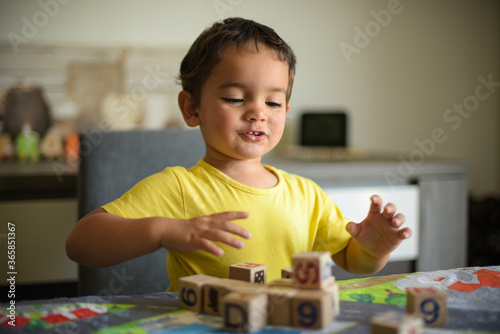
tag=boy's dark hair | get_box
[178,17,296,106]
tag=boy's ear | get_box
[178,90,200,127]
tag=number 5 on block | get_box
[293,251,333,289]
[406,287,447,327]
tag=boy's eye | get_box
[222,98,244,104]
[266,101,282,108]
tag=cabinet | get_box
[0,199,78,285]
[0,162,78,288]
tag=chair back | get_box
[78,128,205,296]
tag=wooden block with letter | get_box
[203,278,263,315]
[290,288,334,329]
[293,251,333,289]
[406,287,447,326]
[323,276,340,316]
[371,311,423,334]
[227,281,268,296]
[229,262,267,284]
[269,278,294,288]
[222,291,268,333]
[281,267,293,278]
[178,274,219,312]
[203,278,240,315]
[266,286,296,326]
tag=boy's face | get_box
[188,43,290,163]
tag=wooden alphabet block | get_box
[269,278,294,288]
[281,267,294,278]
[406,287,447,327]
[227,283,268,294]
[178,274,219,312]
[266,287,296,326]
[292,251,333,289]
[322,277,340,316]
[203,278,262,315]
[229,262,267,284]
[222,291,268,333]
[203,278,240,315]
[371,311,423,334]
[290,289,334,329]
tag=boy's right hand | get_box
[158,211,251,256]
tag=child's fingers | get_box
[201,228,245,249]
[391,213,406,228]
[211,211,250,221]
[208,211,252,239]
[197,238,225,257]
[398,227,412,239]
[191,211,252,252]
[382,203,397,220]
[346,221,361,237]
[368,195,383,214]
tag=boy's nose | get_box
[245,104,266,122]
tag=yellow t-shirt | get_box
[102,159,351,291]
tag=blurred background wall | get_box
[0,0,498,195]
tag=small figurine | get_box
[0,133,14,161]
[40,127,65,160]
[65,131,79,163]
[16,123,40,163]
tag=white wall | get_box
[0,0,499,195]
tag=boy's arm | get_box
[332,195,411,275]
[66,208,251,268]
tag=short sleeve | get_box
[312,187,352,255]
[102,168,185,219]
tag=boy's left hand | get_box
[346,194,412,260]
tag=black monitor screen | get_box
[300,112,347,147]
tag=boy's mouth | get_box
[247,131,264,136]
[242,131,266,141]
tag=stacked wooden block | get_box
[178,251,339,332]
[289,251,339,329]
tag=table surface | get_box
[1,266,499,333]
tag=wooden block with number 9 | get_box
[406,287,447,327]
[293,251,333,289]
[290,289,334,329]
[178,274,220,312]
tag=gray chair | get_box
[77,128,205,296]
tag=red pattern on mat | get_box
[448,269,500,293]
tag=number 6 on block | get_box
[406,287,447,327]
[178,274,220,312]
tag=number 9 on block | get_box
[290,289,334,329]
[406,287,447,327]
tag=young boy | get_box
[66,18,411,292]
